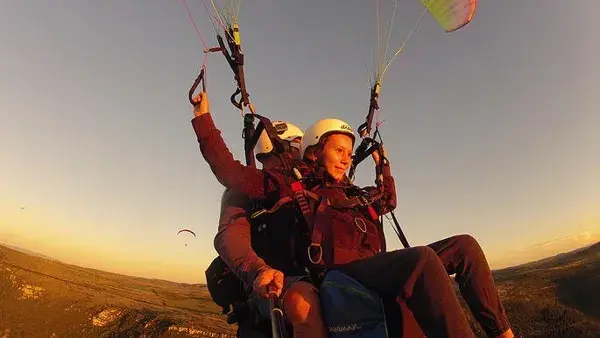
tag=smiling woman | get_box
[0,1,598,336]
[299,118,357,182]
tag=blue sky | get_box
[1,0,599,283]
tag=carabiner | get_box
[230,88,243,110]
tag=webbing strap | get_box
[327,188,385,221]
[250,197,294,219]
[242,113,289,167]
[367,205,378,221]
[357,82,381,138]
[291,182,312,218]
[309,199,330,265]
[290,181,327,265]
[243,114,256,167]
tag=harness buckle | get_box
[250,209,266,219]
[354,218,367,233]
[307,243,323,265]
[359,194,374,206]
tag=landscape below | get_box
[1,242,599,337]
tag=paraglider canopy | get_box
[177,229,196,237]
[421,0,477,33]
[177,228,196,247]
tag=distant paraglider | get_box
[177,228,196,247]
[177,229,196,237]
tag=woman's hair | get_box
[303,133,331,164]
[304,132,352,169]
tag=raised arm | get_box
[191,92,285,199]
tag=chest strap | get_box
[250,197,294,220]
[327,188,384,221]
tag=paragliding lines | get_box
[357,0,478,250]
[360,0,477,141]
[180,0,209,52]
[372,0,431,88]
[198,0,255,117]
[381,0,399,79]
[379,2,431,83]
[180,0,213,104]
[181,0,256,120]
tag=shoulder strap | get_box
[288,169,335,267]
[242,113,291,168]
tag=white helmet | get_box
[254,120,304,156]
[300,118,355,158]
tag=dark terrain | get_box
[477,241,600,337]
[0,245,233,338]
[1,242,599,337]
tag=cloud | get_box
[490,231,600,269]
[525,231,594,249]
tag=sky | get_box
[1,0,599,284]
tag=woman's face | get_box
[319,134,353,182]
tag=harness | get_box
[251,164,389,276]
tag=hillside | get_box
[1,243,600,337]
[0,245,235,337]
[0,243,59,262]
[478,241,600,337]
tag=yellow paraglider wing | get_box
[420,0,477,32]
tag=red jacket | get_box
[194,114,397,271]
[215,188,269,288]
